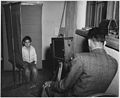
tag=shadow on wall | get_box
[43,46,53,70]
[82,38,89,52]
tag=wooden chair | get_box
[16,64,24,85]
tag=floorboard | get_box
[1,69,52,97]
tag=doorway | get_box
[21,4,42,69]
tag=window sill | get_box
[75,29,88,37]
[105,36,119,51]
[75,29,119,51]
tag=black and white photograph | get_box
[1,0,119,97]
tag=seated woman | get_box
[22,36,38,88]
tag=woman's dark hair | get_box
[87,27,106,43]
[22,36,32,46]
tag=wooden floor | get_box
[1,69,52,97]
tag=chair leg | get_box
[20,69,25,84]
[18,70,21,85]
[18,69,22,85]
[21,70,24,84]
[12,66,17,88]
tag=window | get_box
[86,1,119,51]
[86,1,107,27]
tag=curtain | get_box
[86,1,107,27]
[106,1,119,27]
[86,2,95,27]
[1,6,5,70]
[4,3,22,66]
[3,2,23,86]
[115,1,119,27]
[11,3,23,66]
[3,4,14,63]
[94,2,107,27]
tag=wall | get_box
[42,1,65,60]
[76,1,87,29]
